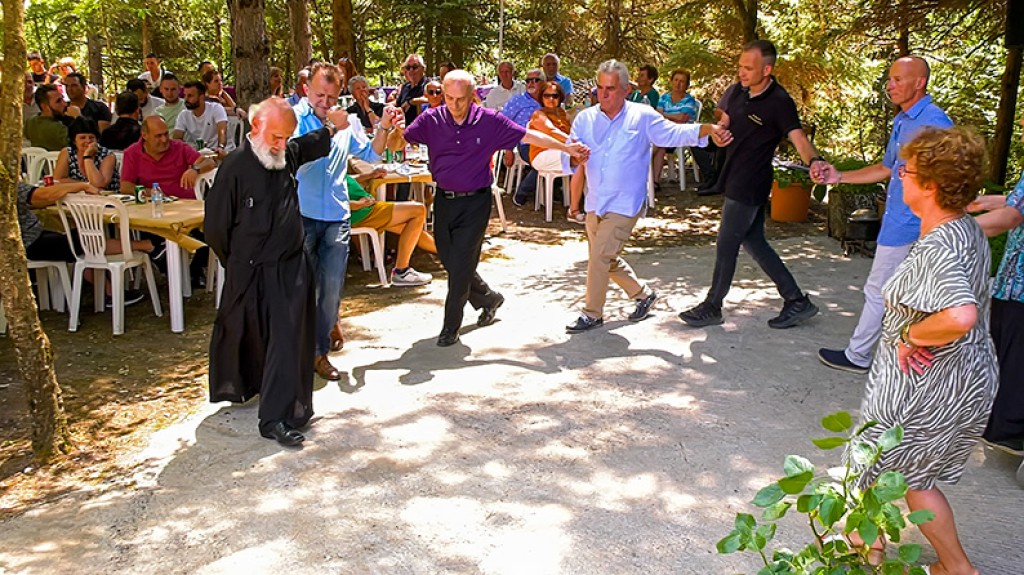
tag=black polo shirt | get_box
[79,98,113,126]
[395,77,427,126]
[346,101,385,130]
[719,78,802,206]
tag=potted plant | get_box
[717,410,934,574]
[771,166,813,222]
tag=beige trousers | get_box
[583,211,649,319]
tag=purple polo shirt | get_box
[403,104,526,192]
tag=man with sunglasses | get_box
[813,56,952,374]
[392,54,429,127]
[499,68,545,201]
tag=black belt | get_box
[437,186,490,199]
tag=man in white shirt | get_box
[483,61,524,112]
[138,53,169,95]
[172,80,231,157]
[126,78,164,118]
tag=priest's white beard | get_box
[249,134,287,170]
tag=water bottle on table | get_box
[150,183,165,218]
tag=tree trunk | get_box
[286,0,313,73]
[990,44,1022,186]
[141,14,152,55]
[227,0,271,111]
[732,0,759,44]
[87,31,104,97]
[605,0,623,59]
[332,0,355,63]
[0,0,72,463]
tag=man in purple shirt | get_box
[397,70,589,347]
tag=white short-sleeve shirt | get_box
[175,101,233,151]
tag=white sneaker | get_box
[567,212,586,224]
[391,267,432,286]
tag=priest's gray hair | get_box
[249,97,296,125]
[597,60,630,87]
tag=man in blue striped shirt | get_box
[565,60,731,333]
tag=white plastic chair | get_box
[503,148,527,194]
[227,116,244,148]
[57,194,162,335]
[489,151,509,233]
[193,168,218,201]
[351,227,389,286]
[193,168,224,299]
[23,148,60,183]
[29,260,73,313]
[535,170,571,222]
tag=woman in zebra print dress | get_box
[854,127,994,575]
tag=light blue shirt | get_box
[992,175,1024,303]
[292,99,380,222]
[878,95,953,246]
[570,101,707,218]
[553,73,574,97]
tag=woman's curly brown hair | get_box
[900,126,985,211]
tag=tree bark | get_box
[732,0,759,44]
[605,0,623,59]
[87,31,104,97]
[141,14,152,55]
[332,0,355,63]
[227,0,271,111]
[286,0,313,73]
[0,0,72,463]
[990,44,1022,186]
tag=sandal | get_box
[329,324,345,352]
[314,355,341,380]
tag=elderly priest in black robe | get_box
[206,97,350,447]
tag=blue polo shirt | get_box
[553,73,574,97]
[570,101,706,218]
[292,99,380,222]
[878,95,953,246]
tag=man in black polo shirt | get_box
[680,40,825,329]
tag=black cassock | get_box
[205,128,331,434]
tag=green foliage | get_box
[774,166,812,189]
[716,411,933,574]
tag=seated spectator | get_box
[438,60,456,81]
[269,66,284,97]
[500,68,544,199]
[346,75,384,132]
[138,53,169,95]
[100,91,142,150]
[122,116,216,200]
[55,117,119,191]
[50,57,77,83]
[338,57,358,96]
[201,68,245,119]
[628,64,659,107]
[17,180,152,305]
[126,78,165,118]
[172,81,232,156]
[424,80,444,109]
[27,51,58,85]
[540,53,574,100]
[483,61,524,112]
[25,84,76,151]
[197,61,215,79]
[514,81,571,207]
[286,68,310,106]
[347,169,436,286]
[391,54,428,127]
[652,69,702,188]
[154,73,185,131]
[23,72,40,124]
[63,72,111,132]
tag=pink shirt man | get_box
[121,139,201,199]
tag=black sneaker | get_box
[817,348,869,375]
[566,315,604,334]
[678,301,723,327]
[696,185,722,197]
[106,289,146,309]
[768,296,819,329]
[983,438,1024,457]
[628,291,658,322]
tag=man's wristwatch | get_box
[191,165,201,173]
[323,116,337,136]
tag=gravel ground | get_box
[1,235,1021,575]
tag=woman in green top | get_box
[348,170,438,286]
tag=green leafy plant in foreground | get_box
[717,411,935,574]
[773,166,813,189]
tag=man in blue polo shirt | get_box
[815,56,953,374]
[541,53,575,101]
[397,70,589,347]
[293,61,402,380]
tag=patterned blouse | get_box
[992,175,1024,303]
[657,92,699,122]
[67,145,120,191]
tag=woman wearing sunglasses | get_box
[526,81,582,222]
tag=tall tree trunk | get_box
[733,0,759,44]
[286,0,313,72]
[0,0,72,463]
[215,15,225,75]
[990,45,1022,186]
[227,0,270,111]
[425,23,434,76]
[332,0,355,63]
[605,0,623,59]
[87,31,104,97]
[141,14,152,55]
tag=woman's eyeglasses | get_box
[897,164,917,178]
[542,93,561,100]
[426,89,443,96]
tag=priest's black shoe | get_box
[437,329,460,347]
[261,421,305,446]
[696,182,721,196]
[477,293,505,327]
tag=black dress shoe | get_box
[696,184,722,197]
[477,293,505,327]
[566,315,604,334]
[437,329,460,347]
[261,421,305,446]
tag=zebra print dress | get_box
[854,216,997,491]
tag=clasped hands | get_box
[897,341,935,375]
